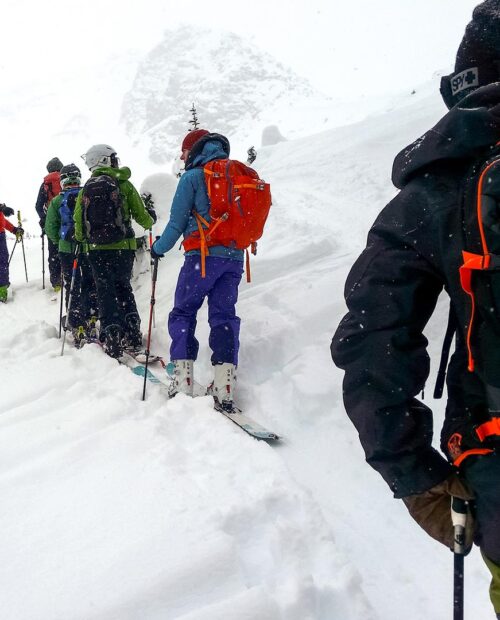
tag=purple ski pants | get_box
[168,255,243,365]
[0,232,9,287]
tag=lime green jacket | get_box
[45,192,81,254]
[74,166,153,251]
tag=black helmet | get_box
[46,157,63,173]
[60,163,81,188]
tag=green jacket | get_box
[45,191,81,254]
[74,166,153,251]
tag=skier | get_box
[74,144,154,358]
[0,204,24,302]
[45,164,98,346]
[35,157,63,291]
[331,2,500,616]
[151,129,244,410]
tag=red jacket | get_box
[0,212,15,234]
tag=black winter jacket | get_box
[331,84,500,499]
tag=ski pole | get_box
[452,496,467,620]
[41,232,45,290]
[149,229,156,328]
[17,211,28,283]
[142,238,160,401]
[61,246,80,356]
[8,238,18,266]
[58,266,64,339]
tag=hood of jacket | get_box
[185,133,230,170]
[91,166,131,182]
[392,83,500,189]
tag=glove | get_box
[150,243,164,260]
[0,204,14,217]
[39,217,45,230]
[402,472,475,552]
[14,227,24,239]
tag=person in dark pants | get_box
[331,2,500,616]
[45,164,98,345]
[151,130,244,409]
[35,157,63,291]
[74,144,153,358]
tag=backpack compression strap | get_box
[459,158,500,371]
[190,209,255,282]
[191,211,228,278]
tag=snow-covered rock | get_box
[120,26,330,164]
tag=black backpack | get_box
[82,175,128,244]
[436,147,500,407]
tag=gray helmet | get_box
[60,163,81,188]
[81,144,119,171]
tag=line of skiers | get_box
[1,131,271,414]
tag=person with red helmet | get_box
[152,129,244,410]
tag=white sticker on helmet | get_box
[451,67,479,95]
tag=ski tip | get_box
[256,432,280,441]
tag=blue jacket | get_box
[153,135,244,261]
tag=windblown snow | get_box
[0,30,494,620]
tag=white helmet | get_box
[82,144,119,171]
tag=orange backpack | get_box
[43,171,62,209]
[182,159,271,281]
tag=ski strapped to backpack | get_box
[59,187,81,241]
[182,159,272,281]
[82,175,128,245]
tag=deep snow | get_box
[1,75,496,619]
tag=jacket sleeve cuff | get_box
[383,448,453,498]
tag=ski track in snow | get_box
[0,81,495,619]
[2,251,371,620]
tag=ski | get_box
[117,352,207,398]
[213,401,280,441]
[90,340,279,438]
[123,349,162,364]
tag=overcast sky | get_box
[0,0,480,98]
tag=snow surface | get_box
[2,76,495,618]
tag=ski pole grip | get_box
[152,236,161,281]
[452,497,467,526]
[451,496,467,554]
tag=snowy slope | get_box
[1,74,495,620]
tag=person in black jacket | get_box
[35,157,63,291]
[331,1,500,616]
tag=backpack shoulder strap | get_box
[433,304,457,399]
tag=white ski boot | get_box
[168,360,194,398]
[209,363,237,412]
